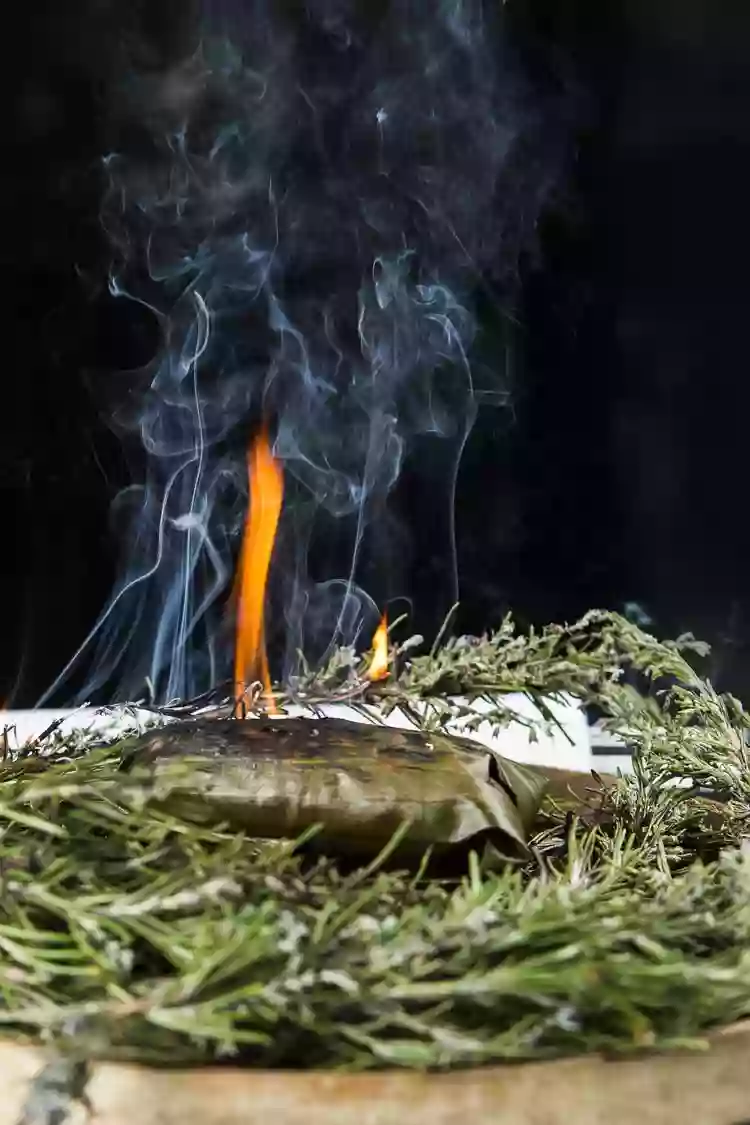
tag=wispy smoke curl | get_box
[43,0,571,704]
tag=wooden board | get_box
[7,1022,750,1125]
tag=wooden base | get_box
[7,1022,750,1125]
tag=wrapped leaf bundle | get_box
[123,716,548,860]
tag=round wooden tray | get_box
[6,1022,750,1125]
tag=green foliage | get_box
[0,610,749,1069]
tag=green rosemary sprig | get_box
[0,610,748,1069]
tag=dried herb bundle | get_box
[122,716,548,862]
[0,610,748,1071]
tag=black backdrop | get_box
[3,0,750,704]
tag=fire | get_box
[367,613,390,682]
[233,423,284,713]
[232,423,388,706]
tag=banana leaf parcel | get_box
[122,716,548,861]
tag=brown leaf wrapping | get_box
[124,717,549,860]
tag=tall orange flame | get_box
[233,423,284,713]
[367,613,390,681]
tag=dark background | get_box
[3,0,750,704]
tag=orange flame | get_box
[233,423,284,713]
[367,613,390,681]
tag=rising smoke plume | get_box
[42,0,572,705]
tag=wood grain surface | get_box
[7,1022,750,1125]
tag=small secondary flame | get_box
[367,614,390,681]
[233,423,284,713]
